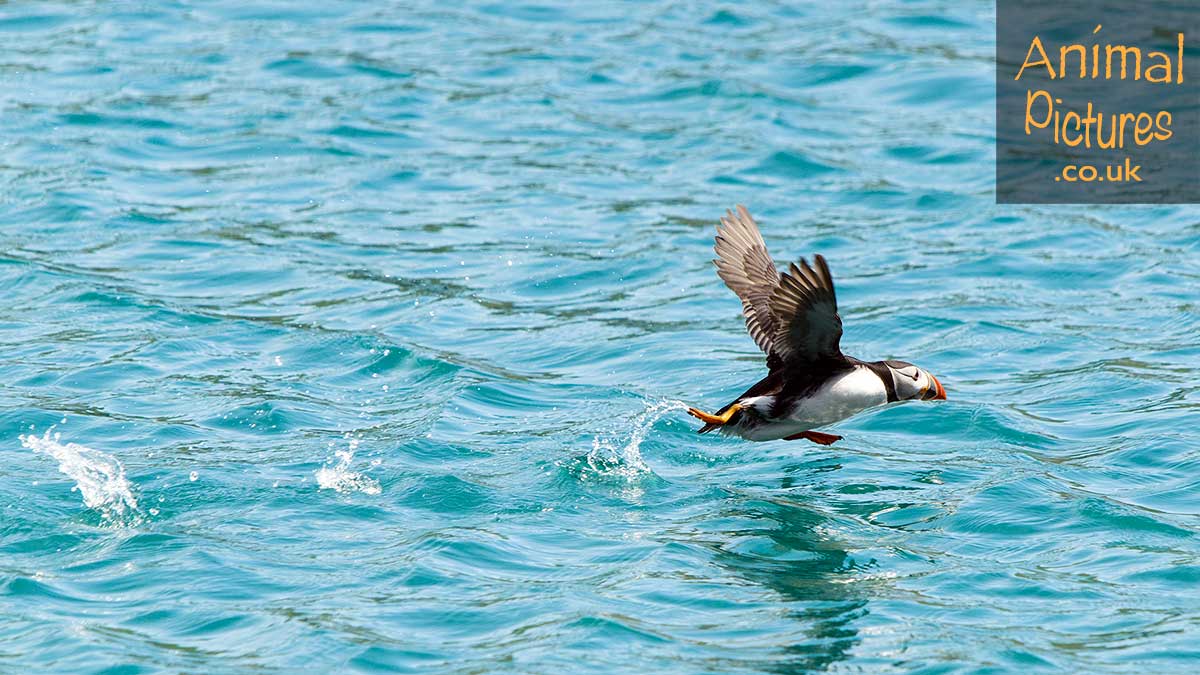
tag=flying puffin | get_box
[686,206,946,445]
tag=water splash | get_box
[20,430,141,525]
[583,399,688,480]
[315,436,381,495]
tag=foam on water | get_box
[20,430,141,525]
[315,436,381,495]
[583,399,688,480]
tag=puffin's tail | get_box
[697,422,719,434]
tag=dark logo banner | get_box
[997,1,1200,203]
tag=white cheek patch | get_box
[893,371,921,399]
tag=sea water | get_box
[1,1,1198,673]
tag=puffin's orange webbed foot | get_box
[686,403,741,426]
[784,430,842,445]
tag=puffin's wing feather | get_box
[713,205,780,357]
[767,254,843,364]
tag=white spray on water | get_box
[584,399,687,479]
[20,430,141,525]
[315,435,381,495]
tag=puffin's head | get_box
[883,360,946,401]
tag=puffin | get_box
[686,206,946,445]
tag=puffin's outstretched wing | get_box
[768,254,843,365]
[713,205,843,368]
[713,205,782,361]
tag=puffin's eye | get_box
[909,370,920,381]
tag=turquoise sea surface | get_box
[3,1,1199,673]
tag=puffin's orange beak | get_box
[925,375,947,400]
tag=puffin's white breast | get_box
[740,366,888,441]
[788,366,888,427]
